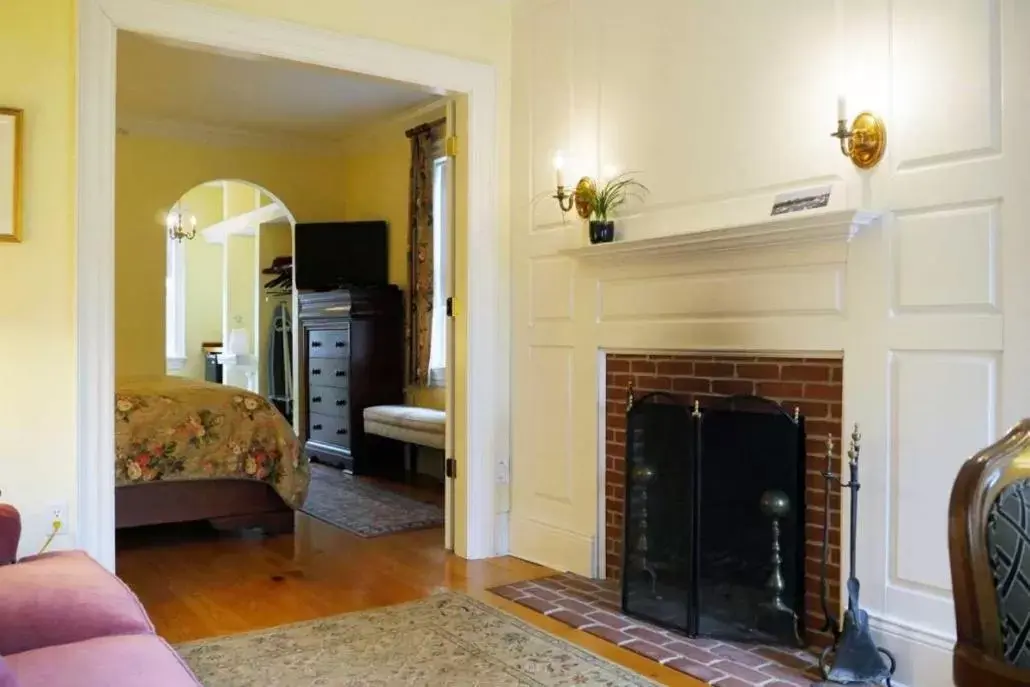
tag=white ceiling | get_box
[116,31,442,141]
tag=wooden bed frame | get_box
[115,479,295,534]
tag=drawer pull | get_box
[336,399,347,407]
[312,369,321,375]
[335,341,346,348]
[312,396,322,403]
[336,428,348,435]
[335,370,347,377]
[312,424,323,431]
[311,341,322,348]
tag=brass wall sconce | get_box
[831,98,886,169]
[552,153,595,219]
[554,177,596,220]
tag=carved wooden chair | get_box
[949,419,1030,686]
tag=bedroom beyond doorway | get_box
[111,28,457,568]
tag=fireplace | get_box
[606,352,843,648]
[621,392,807,645]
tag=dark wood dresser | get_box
[298,287,403,474]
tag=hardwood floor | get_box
[116,513,704,686]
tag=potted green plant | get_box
[578,173,649,244]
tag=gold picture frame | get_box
[0,108,23,243]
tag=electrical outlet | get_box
[46,501,68,533]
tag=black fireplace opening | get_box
[621,393,807,645]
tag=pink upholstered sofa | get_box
[0,517,200,686]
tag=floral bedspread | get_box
[115,376,309,509]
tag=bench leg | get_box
[404,443,416,484]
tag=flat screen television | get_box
[294,221,389,290]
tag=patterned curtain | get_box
[406,123,440,386]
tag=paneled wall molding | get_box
[559,210,881,263]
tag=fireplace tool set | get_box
[815,425,897,686]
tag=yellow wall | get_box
[0,0,75,553]
[224,180,258,219]
[225,233,256,352]
[175,184,224,380]
[337,104,452,411]
[115,134,347,378]
[2,0,510,559]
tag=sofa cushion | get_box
[0,656,19,687]
[363,405,445,449]
[7,634,200,687]
[0,551,153,655]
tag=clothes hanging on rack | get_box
[262,256,293,291]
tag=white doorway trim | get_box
[77,0,505,570]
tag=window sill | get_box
[166,356,187,373]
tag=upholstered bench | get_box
[363,405,446,480]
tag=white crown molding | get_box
[116,113,346,153]
[202,203,289,244]
[559,210,882,262]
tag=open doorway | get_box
[110,29,462,574]
[80,0,504,576]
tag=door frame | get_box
[77,0,506,569]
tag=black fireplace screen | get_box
[621,393,806,645]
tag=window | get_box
[427,155,449,387]
[165,234,187,371]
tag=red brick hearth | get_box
[489,573,823,686]
[605,352,843,648]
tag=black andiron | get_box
[815,426,897,686]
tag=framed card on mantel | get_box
[0,108,23,243]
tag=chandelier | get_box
[166,204,198,242]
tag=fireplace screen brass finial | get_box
[692,400,701,418]
[626,380,635,412]
[848,424,862,466]
[793,406,800,423]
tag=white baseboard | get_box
[509,517,595,576]
[869,612,953,687]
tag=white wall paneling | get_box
[529,257,575,322]
[599,266,843,322]
[889,352,997,594]
[511,1,1029,684]
[891,0,1001,171]
[893,203,999,314]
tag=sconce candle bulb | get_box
[553,152,566,189]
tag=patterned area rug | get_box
[301,462,444,537]
[178,593,656,686]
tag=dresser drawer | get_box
[308,358,350,388]
[308,385,350,418]
[308,328,350,358]
[309,412,351,447]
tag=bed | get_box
[114,376,309,533]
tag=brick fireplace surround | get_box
[605,352,843,648]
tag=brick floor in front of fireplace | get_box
[489,573,827,686]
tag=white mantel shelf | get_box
[559,209,881,261]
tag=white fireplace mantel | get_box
[559,209,882,263]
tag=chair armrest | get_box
[0,551,154,655]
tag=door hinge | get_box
[445,135,458,157]
[446,297,454,317]
[445,457,457,479]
